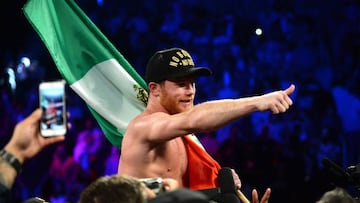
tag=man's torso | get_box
[119,135,188,186]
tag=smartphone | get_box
[39,80,67,137]
[140,178,165,195]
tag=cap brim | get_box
[169,67,212,80]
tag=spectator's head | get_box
[78,175,148,203]
[316,187,357,203]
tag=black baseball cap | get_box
[145,48,212,83]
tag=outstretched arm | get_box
[140,84,295,142]
[187,84,296,131]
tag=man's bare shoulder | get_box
[128,110,171,129]
[124,110,176,144]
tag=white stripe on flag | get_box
[71,59,146,130]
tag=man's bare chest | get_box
[154,138,188,173]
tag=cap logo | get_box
[168,50,194,68]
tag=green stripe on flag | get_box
[23,0,148,148]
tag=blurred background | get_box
[1,0,360,202]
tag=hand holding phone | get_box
[39,80,67,137]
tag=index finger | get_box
[260,188,271,203]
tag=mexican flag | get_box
[23,0,148,148]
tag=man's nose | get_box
[185,84,195,95]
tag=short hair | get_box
[316,187,357,203]
[78,175,148,203]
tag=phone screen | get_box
[39,81,66,137]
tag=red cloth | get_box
[182,135,221,190]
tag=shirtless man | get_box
[118,48,295,193]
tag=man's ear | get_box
[148,82,160,97]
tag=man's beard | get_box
[160,90,192,115]
[161,95,182,114]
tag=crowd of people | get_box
[1,0,360,202]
